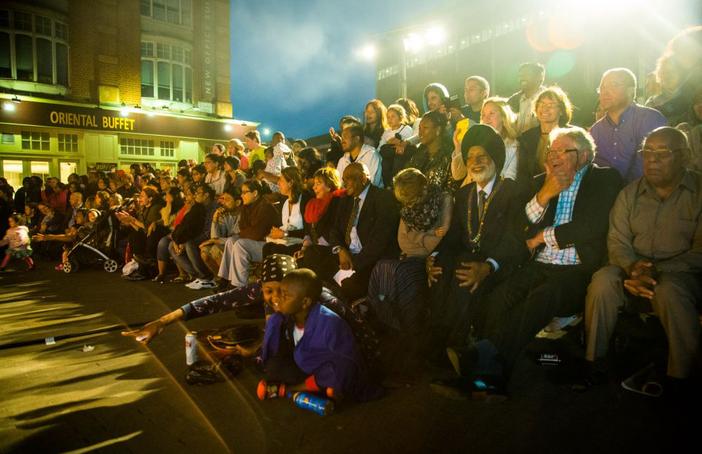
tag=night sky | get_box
[229,0,439,140]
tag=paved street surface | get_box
[0,263,695,453]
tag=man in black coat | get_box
[447,126,624,394]
[428,125,530,352]
[305,162,399,302]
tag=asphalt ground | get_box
[0,261,696,453]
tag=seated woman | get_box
[199,188,240,279]
[477,97,519,181]
[152,187,185,282]
[262,167,311,257]
[406,111,454,191]
[296,167,345,262]
[368,168,452,332]
[158,186,197,283]
[32,201,66,258]
[115,186,166,279]
[218,179,280,288]
[516,86,573,184]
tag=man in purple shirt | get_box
[591,68,667,182]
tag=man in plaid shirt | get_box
[444,126,623,396]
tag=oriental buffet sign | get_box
[49,110,136,131]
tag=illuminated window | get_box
[119,138,155,156]
[21,131,49,151]
[160,140,175,157]
[0,9,69,86]
[141,40,193,104]
[1,159,23,189]
[30,161,50,181]
[58,134,78,152]
[59,161,78,183]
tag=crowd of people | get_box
[1,26,701,404]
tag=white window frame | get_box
[140,39,193,105]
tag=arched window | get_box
[0,9,69,86]
[141,40,193,104]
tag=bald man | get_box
[585,127,702,389]
[302,162,399,302]
[591,68,667,182]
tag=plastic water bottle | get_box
[289,392,334,416]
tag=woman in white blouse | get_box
[262,166,311,257]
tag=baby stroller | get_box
[62,210,120,274]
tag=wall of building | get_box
[68,0,141,105]
[0,0,256,188]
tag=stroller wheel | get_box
[104,259,119,273]
[63,260,78,273]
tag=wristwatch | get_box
[332,246,342,254]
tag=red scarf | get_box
[173,205,189,228]
[304,189,345,224]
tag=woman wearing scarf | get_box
[367,168,452,333]
[295,168,345,265]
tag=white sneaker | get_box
[185,279,201,289]
[187,279,216,290]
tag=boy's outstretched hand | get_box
[121,320,165,344]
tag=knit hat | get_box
[261,254,297,283]
[460,124,506,176]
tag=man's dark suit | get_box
[431,177,529,347]
[304,184,399,301]
[480,164,624,370]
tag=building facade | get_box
[0,0,256,189]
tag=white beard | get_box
[469,161,497,185]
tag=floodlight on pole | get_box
[357,43,377,62]
[424,26,446,46]
[403,33,424,54]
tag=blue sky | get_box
[229,0,438,140]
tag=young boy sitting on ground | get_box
[259,269,382,402]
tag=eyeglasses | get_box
[638,148,683,161]
[546,148,579,159]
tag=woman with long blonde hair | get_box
[480,97,519,180]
